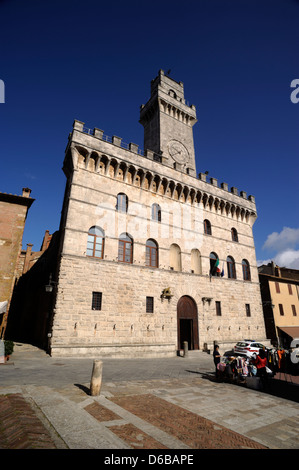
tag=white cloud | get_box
[274,249,299,269]
[263,227,299,252]
[261,227,299,269]
[257,258,272,267]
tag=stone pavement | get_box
[0,343,298,450]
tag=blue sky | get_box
[0,0,298,268]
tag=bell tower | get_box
[139,70,198,176]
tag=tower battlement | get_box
[69,119,256,208]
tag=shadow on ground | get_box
[186,368,299,403]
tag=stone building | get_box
[16,230,53,278]
[0,187,34,337]
[259,262,299,348]
[48,70,269,357]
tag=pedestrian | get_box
[252,348,268,389]
[213,344,221,378]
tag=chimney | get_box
[41,230,51,251]
[23,243,33,274]
[22,187,32,198]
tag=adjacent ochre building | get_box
[49,70,269,357]
[259,262,299,348]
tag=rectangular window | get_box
[292,305,297,316]
[216,301,221,316]
[275,282,280,293]
[245,304,251,317]
[278,303,284,316]
[92,292,102,310]
[288,284,293,295]
[146,296,154,313]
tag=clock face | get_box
[168,140,189,164]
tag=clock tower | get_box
[139,70,198,176]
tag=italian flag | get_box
[211,257,222,277]
[215,257,221,274]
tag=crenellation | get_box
[70,121,255,206]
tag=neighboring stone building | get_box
[47,70,269,357]
[16,230,53,278]
[259,262,299,348]
[0,188,34,337]
[5,230,60,350]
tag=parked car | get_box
[233,340,268,357]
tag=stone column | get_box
[90,360,103,396]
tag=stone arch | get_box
[116,161,127,181]
[127,165,136,184]
[144,171,153,190]
[108,158,118,178]
[98,155,109,174]
[75,145,89,168]
[177,296,199,351]
[170,243,181,271]
[191,249,202,274]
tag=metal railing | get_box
[82,127,145,156]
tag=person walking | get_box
[213,344,221,379]
[252,348,268,389]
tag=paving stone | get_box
[109,393,267,449]
[0,394,58,449]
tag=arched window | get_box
[170,244,181,271]
[116,193,128,213]
[210,252,220,276]
[152,203,161,222]
[231,228,238,242]
[227,256,236,279]
[191,249,201,274]
[86,226,105,259]
[204,219,212,235]
[242,259,251,281]
[146,239,158,268]
[118,233,133,263]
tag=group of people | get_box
[213,344,268,381]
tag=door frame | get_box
[177,296,199,350]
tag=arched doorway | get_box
[177,296,199,351]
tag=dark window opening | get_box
[116,193,128,213]
[242,259,251,281]
[146,296,154,313]
[227,256,236,279]
[245,303,251,317]
[146,239,158,268]
[292,305,297,316]
[204,219,212,235]
[275,282,280,293]
[118,233,133,263]
[231,228,238,242]
[92,292,102,310]
[87,226,105,259]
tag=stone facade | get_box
[49,71,268,357]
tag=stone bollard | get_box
[183,341,188,357]
[90,360,103,396]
